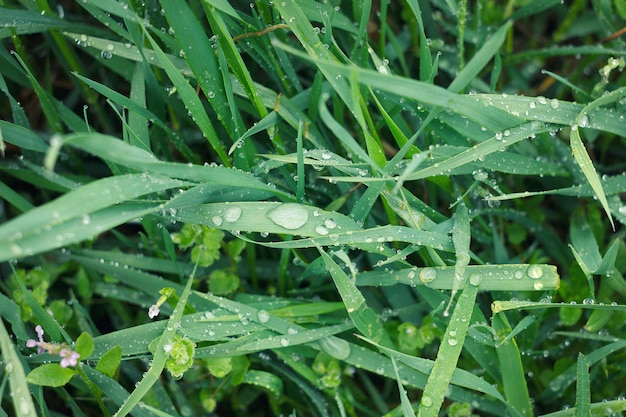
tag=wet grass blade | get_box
[570,125,614,229]
[319,247,392,346]
[492,312,533,417]
[417,281,479,417]
[575,353,591,417]
[141,27,230,166]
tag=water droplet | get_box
[582,298,595,305]
[212,216,223,226]
[529,101,536,109]
[287,327,298,335]
[618,206,626,215]
[527,265,543,279]
[495,132,503,140]
[223,206,242,222]
[321,150,332,160]
[81,214,91,225]
[319,337,351,360]
[469,273,482,286]
[549,99,559,109]
[280,337,290,347]
[324,218,337,229]
[419,267,437,283]
[514,270,524,279]
[533,282,544,290]
[315,225,329,235]
[421,396,433,407]
[257,310,270,323]
[448,338,458,346]
[10,244,23,257]
[267,203,309,230]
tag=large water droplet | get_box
[267,203,309,230]
[319,337,350,360]
[469,273,482,286]
[421,396,433,407]
[280,337,290,347]
[527,265,543,279]
[419,267,437,283]
[223,206,242,222]
[257,310,270,323]
[212,216,223,226]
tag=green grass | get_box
[1,1,626,416]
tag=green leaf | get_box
[206,357,233,378]
[96,346,122,378]
[208,269,240,296]
[75,332,94,359]
[26,364,76,387]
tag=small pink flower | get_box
[59,348,80,368]
[26,325,46,353]
[26,325,80,368]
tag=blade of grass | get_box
[113,270,195,417]
[492,312,533,417]
[575,353,591,417]
[318,247,392,347]
[0,320,37,417]
[141,27,230,166]
[417,279,479,417]
[570,124,614,229]
[357,335,505,402]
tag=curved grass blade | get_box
[319,247,391,347]
[570,125,614,229]
[0,173,186,263]
[113,271,195,417]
